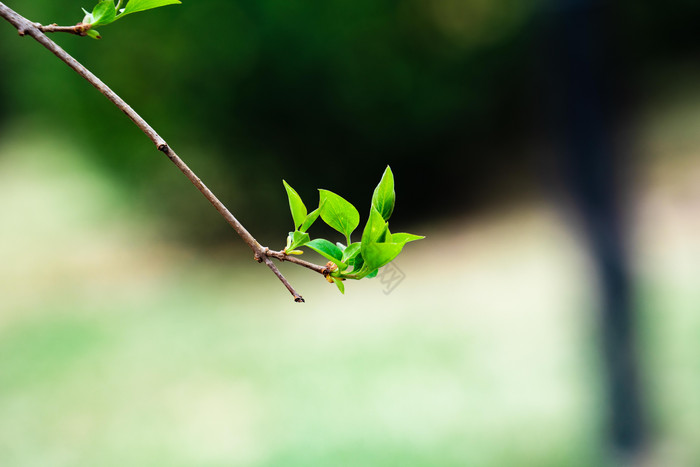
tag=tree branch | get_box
[265,249,331,276]
[34,22,92,37]
[0,2,326,303]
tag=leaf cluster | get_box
[80,0,180,39]
[282,166,423,294]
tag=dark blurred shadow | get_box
[538,0,647,462]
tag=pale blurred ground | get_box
[1,88,699,466]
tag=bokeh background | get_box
[1,0,700,465]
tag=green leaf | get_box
[340,242,364,272]
[305,238,344,264]
[371,165,395,221]
[332,277,345,294]
[86,29,102,39]
[341,242,361,263]
[118,0,181,18]
[361,207,388,248]
[300,207,321,233]
[82,7,94,23]
[390,232,425,245]
[349,252,364,271]
[283,180,307,230]
[319,190,360,243]
[287,231,310,251]
[361,242,404,271]
[88,0,117,26]
[342,262,373,279]
[366,268,379,279]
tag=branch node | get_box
[157,143,169,153]
[254,247,270,263]
[324,261,337,277]
[74,23,90,36]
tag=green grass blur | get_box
[1,85,700,465]
[0,125,594,466]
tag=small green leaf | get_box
[340,242,364,272]
[366,268,379,279]
[341,242,361,262]
[305,238,344,264]
[319,190,360,243]
[371,165,395,221]
[300,207,321,233]
[361,207,388,248]
[86,29,102,39]
[118,0,181,18]
[287,231,310,251]
[349,252,364,271]
[283,180,307,230]
[332,277,345,294]
[82,7,94,23]
[361,242,404,271]
[390,232,425,245]
[88,0,117,26]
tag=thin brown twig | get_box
[265,249,330,276]
[34,22,92,36]
[256,254,306,303]
[0,2,328,302]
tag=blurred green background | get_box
[1,0,700,466]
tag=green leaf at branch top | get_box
[287,231,310,252]
[361,242,404,271]
[118,0,181,18]
[341,242,360,262]
[88,0,117,26]
[300,207,321,233]
[82,7,94,24]
[319,189,360,243]
[341,242,363,271]
[390,232,425,245]
[371,165,395,221]
[349,252,364,271]
[305,238,344,267]
[283,180,307,230]
[361,207,388,248]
